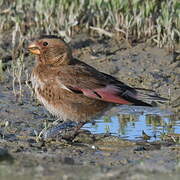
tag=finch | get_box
[28,35,167,139]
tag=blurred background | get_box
[0,0,179,49]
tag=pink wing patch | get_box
[74,85,132,104]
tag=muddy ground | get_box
[0,33,180,180]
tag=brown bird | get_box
[28,35,167,139]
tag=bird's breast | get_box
[31,71,45,91]
[31,72,68,119]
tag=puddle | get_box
[83,106,179,141]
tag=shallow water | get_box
[83,106,179,141]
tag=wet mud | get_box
[0,33,179,179]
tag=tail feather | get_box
[135,88,168,104]
[120,87,168,107]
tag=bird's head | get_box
[28,35,72,65]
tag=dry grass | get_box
[0,0,179,48]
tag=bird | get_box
[28,35,167,139]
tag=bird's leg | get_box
[56,121,87,141]
[69,121,86,139]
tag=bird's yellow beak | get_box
[28,42,41,55]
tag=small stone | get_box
[0,147,12,161]
[62,157,75,165]
[133,146,146,151]
[27,138,37,144]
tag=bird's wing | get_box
[56,63,150,105]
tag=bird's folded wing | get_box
[56,64,136,104]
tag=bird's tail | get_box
[134,88,168,106]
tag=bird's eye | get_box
[43,42,48,46]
